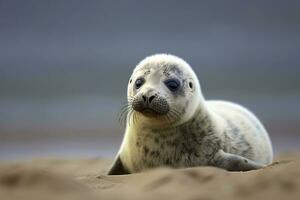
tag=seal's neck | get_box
[179,105,211,128]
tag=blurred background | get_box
[0,0,299,160]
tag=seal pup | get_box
[108,54,273,175]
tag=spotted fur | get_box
[108,54,273,175]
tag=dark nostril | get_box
[148,95,156,103]
[142,95,147,102]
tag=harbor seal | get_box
[108,54,273,175]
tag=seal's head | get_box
[127,54,203,127]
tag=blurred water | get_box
[0,96,120,131]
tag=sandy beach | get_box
[0,154,299,200]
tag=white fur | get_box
[118,54,273,172]
[207,100,273,164]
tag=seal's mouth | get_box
[132,103,170,117]
[139,108,163,117]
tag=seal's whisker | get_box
[168,109,181,122]
[169,109,179,118]
[131,111,135,126]
[119,106,130,116]
[118,109,127,124]
[118,110,129,127]
[171,109,181,117]
[129,109,136,127]
[117,101,133,127]
[166,112,175,123]
[166,113,172,123]
[132,112,138,126]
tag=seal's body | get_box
[108,54,273,175]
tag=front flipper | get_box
[107,155,130,175]
[212,150,266,171]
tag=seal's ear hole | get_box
[189,82,193,89]
[129,79,132,84]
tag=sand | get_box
[0,154,299,200]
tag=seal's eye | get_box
[135,78,145,89]
[164,79,180,92]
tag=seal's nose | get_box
[148,95,156,103]
[142,95,147,103]
[142,95,156,104]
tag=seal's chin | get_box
[137,108,166,117]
